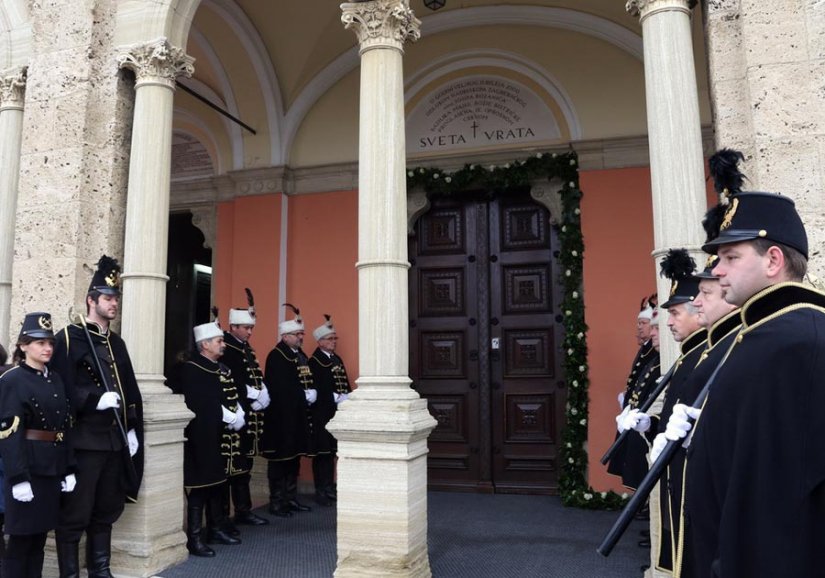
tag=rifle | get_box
[600,360,678,466]
[597,339,737,557]
[69,308,140,498]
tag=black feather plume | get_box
[660,249,696,281]
[96,255,121,274]
[283,303,301,320]
[211,306,219,321]
[245,288,256,318]
[702,205,727,243]
[708,148,745,199]
[323,314,331,323]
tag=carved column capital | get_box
[626,0,692,21]
[190,207,216,250]
[341,0,421,53]
[530,179,564,227]
[117,38,195,89]
[0,67,27,110]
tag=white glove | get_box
[664,403,702,446]
[96,391,121,410]
[231,406,246,431]
[257,386,271,409]
[617,392,625,411]
[649,433,668,464]
[221,406,237,425]
[305,389,317,404]
[127,429,139,457]
[61,474,77,493]
[334,392,349,404]
[615,405,631,433]
[12,481,33,502]
[246,385,261,400]
[251,399,264,412]
[620,409,651,433]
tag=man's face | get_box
[712,242,772,307]
[89,293,119,321]
[230,324,254,343]
[200,336,225,360]
[282,331,304,349]
[636,318,651,345]
[694,279,737,327]
[667,302,702,342]
[318,332,338,353]
[650,319,660,350]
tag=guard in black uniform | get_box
[261,304,314,517]
[664,149,825,578]
[308,315,352,506]
[220,290,270,527]
[606,295,657,480]
[51,256,143,578]
[0,313,75,578]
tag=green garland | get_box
[407,150,628,510]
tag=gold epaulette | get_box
[0,415,20,439]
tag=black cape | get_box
[308,348,352,455]
[680,283,825,578]
[261,341,312,461]
[51,322,144,502]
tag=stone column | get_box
[113,39,196,577]
[328,2,437,577]
[703,2,825,278]
[0,67,26,347]
[627,0,706,368]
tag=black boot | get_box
[186,506,215,557]
[206,493,241,545]
[232,482,269,526]
[56,540,80,578]
[286,475,311,512]
[267,476,292,518]
[220,483,240,537]
[314,492,333,507]
[86,529,114,578]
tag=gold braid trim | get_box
[0,416,21,439]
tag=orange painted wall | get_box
[579,168,657,492]
[285,190,359,380]
[214,194,283,354]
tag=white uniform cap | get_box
[279,319,304,335]
[194,321,223,343]
[637,305,653,321]
[229,308,256,326]
[313,323,335,341]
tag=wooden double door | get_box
[409,190,566,494]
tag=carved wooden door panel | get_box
[409,191,563,494]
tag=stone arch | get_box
[0,0,30,69]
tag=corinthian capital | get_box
[0,67,27,109]
[627,0,693,19]
[341,0,421,53]
[117,38,195,88]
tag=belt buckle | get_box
[55,431,64,442]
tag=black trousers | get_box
[5,532,47,578]
[312,453,335,495]
[56,449,125,543]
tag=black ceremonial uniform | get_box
[650,326,708,572]
[221,333,265,457]
[262,341,312,515]
[0,364,74,535]
[178,355,248,489]
[680,284,825,578]
[606,339,656,478]
[308,348,351,500]
[50,322,144,541]
[608,347,661,487]
[660,310,740,574]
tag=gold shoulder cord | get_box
[0,415,20,440]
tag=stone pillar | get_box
[328,2,437,577]
[627,0,706,368]
[0,67,26,347]
[112,39,195,577]
[627,3,706,577]
[703,2,825,278]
